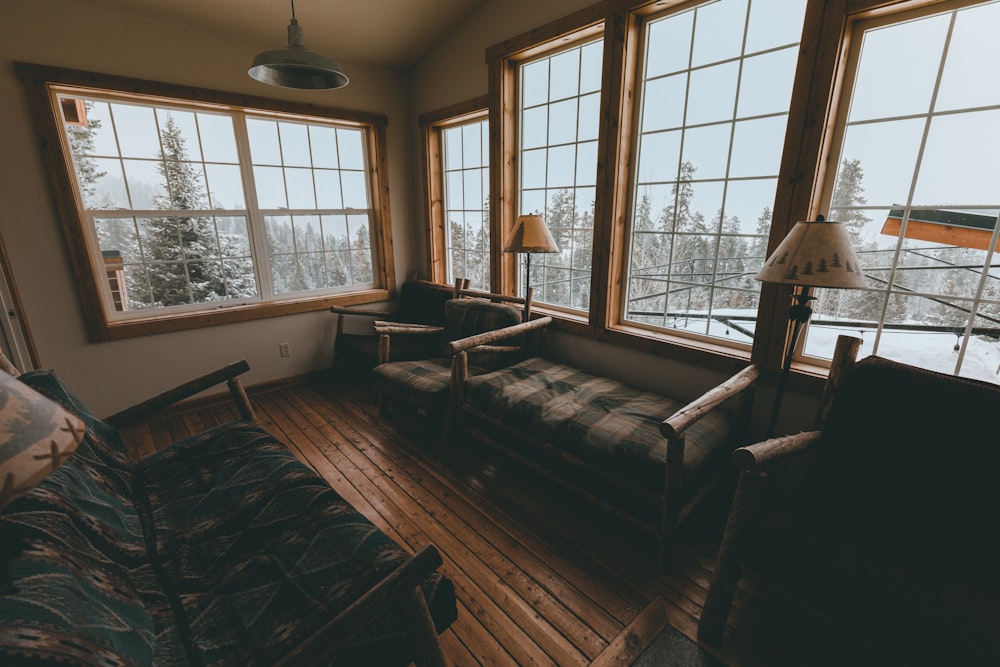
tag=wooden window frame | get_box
[16,62,396,342]
[419,97,490,287]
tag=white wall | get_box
[0,0,419,416]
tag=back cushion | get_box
[444,299,522,341]
[397,280,455,326]
[802,356,1000,561]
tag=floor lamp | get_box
[756,215,866,437]
[503,214,560,298]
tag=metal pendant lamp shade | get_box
[249,0,349,90]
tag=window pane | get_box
[112,103,160,159]
[745,0,807,53]
[686,63,738,125]
[198,113,238,163]
[279,122,311,167]
[625,0,807,344]
[847,14,950,123]
[812,1,1000,383]
[247,118,281,164]
[205,164,245,209]
[254,166,287,209]
[309,126,339,169]
[336,129,365,170]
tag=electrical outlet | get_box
[279,342,291,357]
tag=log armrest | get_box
[373,323,445,336]
[731,430,822,471]
[659,364,762,439]
[445,316,553,356]
[330,302,400,318]
[104,360,255,428]
[275,544,447,667]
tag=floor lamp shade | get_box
[504,215,559,295]
[503,215,560,254]
[756,217,866,289]
[0,371,85,508]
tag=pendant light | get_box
[249,0,349,90]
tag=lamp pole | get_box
[767,289,815,437]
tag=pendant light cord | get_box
[290,0,296,20]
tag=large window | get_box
[625,0,807,345]
[809,0,1000,382]
[518,38,603,311]
[20,65,394,340]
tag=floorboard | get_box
[119,369,898,667]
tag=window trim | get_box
[419,96,489,287]
[16,62,396,342]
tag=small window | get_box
[421,101,490,290]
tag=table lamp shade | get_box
[0,370,85,508]
[755,217,866,289]
[503,215,560,254]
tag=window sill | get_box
[98,289,391,341]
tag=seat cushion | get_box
[372,357,497,414]
[463,357,736,494]
[133,421,456,667]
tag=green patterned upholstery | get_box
[1,370,456,666]
[463,357,736,494]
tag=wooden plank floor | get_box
[118,369,897,667]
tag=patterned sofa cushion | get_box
[463,357,736,494]
[3,371,457,667]
[1,370,170,666]
[133,420,457,667]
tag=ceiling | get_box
[74,0,489,69]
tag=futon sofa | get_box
[450,326,760,570]
[0,365,456,666]
[699,337,1000,665]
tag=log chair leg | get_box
[227,377,257,423]
[658,435,685,572]
[444,352,468,447]
[400,585,447,667]
[698,469,767,644]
